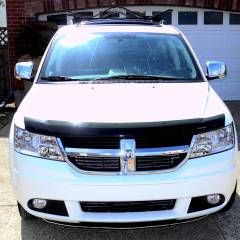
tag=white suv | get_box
[10,17,238,227]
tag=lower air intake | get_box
[80,200,176,213]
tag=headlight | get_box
[14,126,64,161]
[190,124,234,159]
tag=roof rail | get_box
[69,7,173,25]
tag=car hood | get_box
[16,82,228,128]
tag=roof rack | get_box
[70,7,173,26]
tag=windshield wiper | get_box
[40,75,186,82]
[41,76,76,81]
[95,75,185,81]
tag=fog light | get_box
[206,194,221,205]
[32,199,47,209]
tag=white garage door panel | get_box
[220,82,240,100]
[185,35,238,49]
[186,37,225,50]
[189,41,239,51]
[209,80,240,100]
[187,38,240,51]
[227,73,240,78]
[181,27,240,100]
[195,51,240,59]
[208,81,240,100]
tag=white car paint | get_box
[14,82,233,129]
[9,24,238,225]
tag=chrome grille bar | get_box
[65,145,189,158]
[57,135,195,175]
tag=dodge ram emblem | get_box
[120,139,136,174]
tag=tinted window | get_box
[178,12,197,25]
[41,33,203,82]
[152,11,172,25]
[47,14,67,25]
[230,13,240,25]
[204,12,223,25]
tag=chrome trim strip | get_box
[65,148,120,157]
[57,138,69,160]
[57,136,196,176]
[132,146,189,156]
[65,145,189,158]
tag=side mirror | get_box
[15,62,34,82]
[206,61,227,80]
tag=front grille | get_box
[68,155,120,172]
[50,115,225,150]
[80,200,176,213]
[26,115,225,174]
[136,153,187,171]
[61,134,192,149]
[67,153,187,172]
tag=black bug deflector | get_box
[24,114,225,138]
[24,115,225,149]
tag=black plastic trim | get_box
[24,114,225,138]
[44,216,208,229]
[28,199,68,217]
[80,200,176,213]
[188,195,225,213]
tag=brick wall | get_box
[6,0,240,90]
[6,0,26,89]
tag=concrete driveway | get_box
[1,119,240,240]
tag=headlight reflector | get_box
[14,126,64,161]
[190,124,234,158]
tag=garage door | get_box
[176,9,240,100]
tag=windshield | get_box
[39,32,203,82]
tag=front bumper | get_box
[10,147,238,224]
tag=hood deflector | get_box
[24,114,225,137]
